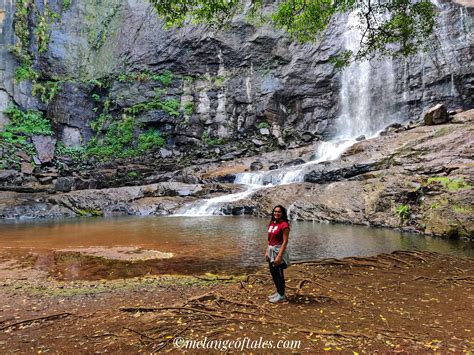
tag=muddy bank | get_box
[0,250,473,353]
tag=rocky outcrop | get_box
[0,181,243,219]
[1,110,472,239]
[1,0,472,154]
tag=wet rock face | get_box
[32,0,471,146]
[1,1,472,151]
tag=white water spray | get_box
[177,12,402,216]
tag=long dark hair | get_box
[269,205,289,225]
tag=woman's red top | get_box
[267,220,290,246]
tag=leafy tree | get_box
[149,0,436,65]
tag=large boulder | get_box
[423,104,450,126]
[32,135,57,163]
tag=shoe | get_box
[269,293,285,303]
[267,292,279,300]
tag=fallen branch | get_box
[193,275,234,282]
[378,254,413,268]
[120,306,227,319]
[0,312,72,331]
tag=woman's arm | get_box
[274,228,289,266]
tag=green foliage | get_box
[183,101,194,116]
[34,5,60,53]
[91,93,101,102]
[76,208,104,217]
[149,0,241,29]
[90,113,111,132]
[201,130,223,146]
[214,75,225,88]
[3,105,53,136]
[0,105,53,168]
[257,121,270,129]
[32,80,62,104]
[124,94,180,118]
[183,75,194,83]
[88,78,107,88]
[55,142,85,163]
[427,176,472,191]
[15,62,38,81]
[395,204,411,223]
[63,0,71,10]
[329,50,353,70]
[150,0,436,64]
[118,73,128,82]
[11,0,31,62]
[452,204,471,214]
[127,171,139,178]
[86,116,138,159]
[138,130,165,151]
[154,70,174,86]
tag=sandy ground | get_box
[0,250,473,353]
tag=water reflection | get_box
[0,216,472,280]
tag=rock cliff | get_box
[0,0,472,238]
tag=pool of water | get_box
[0,216,472,280]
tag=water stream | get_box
[177,12,402,216]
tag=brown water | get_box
[0,216,472,280]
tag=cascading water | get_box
[176,12,402,216]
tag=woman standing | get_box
[265,205,290,303]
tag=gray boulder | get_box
[423,104,450,126]
[32,135,57,163]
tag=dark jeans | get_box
[268,261,286,296]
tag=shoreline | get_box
[1,250,473,353]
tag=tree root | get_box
[0,312,72,331]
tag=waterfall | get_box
[176,12,402,217]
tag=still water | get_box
[0,216,472,279]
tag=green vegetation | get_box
[90,113,111,132]
[86,116,135,159]
[15,63,38,81]
[183,101,194,117]
[11,0,36,82]
[154,70,174,86]
[63,0,71,10]
[2,106,53,136]
[201,130,223,146]
[11,1,63,106]
[32,80,62,104]
[127,171,139,178]
[76,208,104,217]
[214,75,225,88]
[34,5,60,53]
[257,121,270,129]
[138,130,166,151]
[124,91,180,118]
[117,70,174,87]
[427,176,472,191]
[55,143,86,163]
[0,106,53,168]
[395,204,411,223]
[282,128,294,140]
[149,0,436,64]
